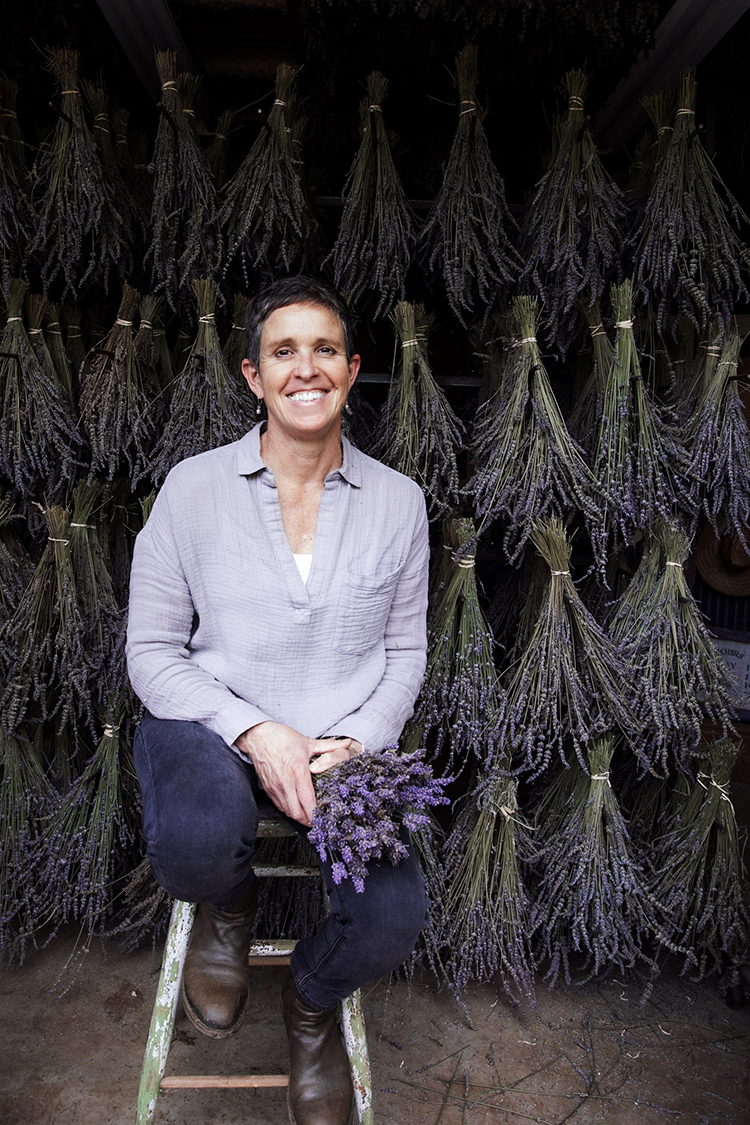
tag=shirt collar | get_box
[236,423,362,488]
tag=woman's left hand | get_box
[309,738,363,775]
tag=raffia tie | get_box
[519,336,537,345]
[676,108,695,116]
[116,318,132,327]
[61,89,79,96]
[199,314,215,323]
[401,338,419,348]
[719,360,739,369]
[6,316,21,322]
[459,99,476,116]
[550,569,570,577]
[697,771,734,810]
[590,324,607,337]
[666,561,683,568]
[657,125,673,135]
[615,319,633,329]
[70,522,95,529]
[103,724,120,739]
[591,772,611,787]
[498,805,515,821]
[369,104,382,112]
[569,95,584,109]
[29,327,42,335]
[161,81,178,92]
[452,550,476,569]
[48,537,69,545]
[139,321,153,330]
[274,99,286,107]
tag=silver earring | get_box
[256,398,262,416]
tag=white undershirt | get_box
[292,552,313,584]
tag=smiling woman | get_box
[126,275,430,1125]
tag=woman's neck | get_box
[259,422,343,486]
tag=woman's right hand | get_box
[234,722,355,827]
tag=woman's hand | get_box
[234,722,360,826]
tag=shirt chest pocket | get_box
[334,568,401,656]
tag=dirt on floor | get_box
[3,785,750,1125]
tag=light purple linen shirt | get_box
[126,424,429,754]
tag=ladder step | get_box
[248,955,291,966]
[248,938,297,958]
[252,863,319,877]
[161,1075,289,1089]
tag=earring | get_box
[256,398,262,416]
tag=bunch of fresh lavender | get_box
[613,521,735,774]
[132,294,173,429]
[593,280,689,549]
[412,516,504,772]
[517,70,625,356]
[330,71,416,319]
[146,278,254,486]
[503,518,637,776]
[26,49,124,301]
[420,45,518,326]
[632,68,750,334]
[465,297,604,567]
[567,302,614,457]
[146,52,222,313]
[438,769,535,1003]
[25,292,72,409]
[0,279,83,499]
[648,739,749,979]
[42,303,75,406]
[309,748,448,893]
[683,329,750,546]
[373,302,464,519]
[0,78,32,289]
[221,64,323,285]
[527,734,662,985]
[79,283,156,481]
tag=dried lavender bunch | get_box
[43,303,75,406]
[633,68,750,334]
[648,739,750,978]
[0,79,32,289]
[593,280,689,548]
[309,748,448,893]
[25,291,72,409]
[465,297,604,566]
[79,283,156,481]
[26,49,124,301]
[37,707,137,941]
[340,384,379,455]
[615,521,735,774]
[146,278,254,486]
[420,45,518,326]
[206,109,234,186]
[412,516,504,772]
[329,71,416,319]
[0,279,83,499]
[0,726,58,965]
[683,329,750,546]
[517,70,626,356]
[0,492,34,625]
[112,106,152,232]
[373,302,464,519]
[222,293,259,416]
[96,855,171,954]
[568,302,614,457]
[438,770,535,1002]
[63,305,87,384]
[146,52,222,313]
[503,517,637,777]
[528,735,661,986]
[221,64,323,285]
[132,294,172,429]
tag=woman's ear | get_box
[241,357,262,398]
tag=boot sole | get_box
[287,1089,356,1125]
[180,978,246,1041]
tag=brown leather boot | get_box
[181,880,259,1039]
[282,971,354,1125]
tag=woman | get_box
[126,275,430,1125]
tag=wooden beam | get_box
[593,0,750,151]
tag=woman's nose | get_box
[295,348,316,377]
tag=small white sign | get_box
[713,638,750,710]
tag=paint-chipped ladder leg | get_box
[341,988,373,1125]
[135,899,197,1125]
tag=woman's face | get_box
[241,302,360,444]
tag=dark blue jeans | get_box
[133,713,428,1011]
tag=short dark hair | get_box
[245,275,354,367]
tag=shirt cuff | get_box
[212,699,274,752]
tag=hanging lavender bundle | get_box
[43,303,75,406]
[112,106,152,230]
[633,68,750,334]
[412,516,504,772]
[308,748,448,893]
[206,109,234,185]
[438,770,535,1003]
[528,734,661,986]
[146,51,222,313]
[503,517,637,777]
[648,739,749,979]
[329,71,415,319]
[132,294,173,427]
[97,855,171,954]
[341,384,379,455]
[683,329,750,546]
[465,297,603,566]
[0,279,83,499]
[373,301,463,519]
[221,63,322,285]
[221,293,251,382]
[25,291,73,410]
[0,492,33,625]
[26,49,124,301]
[593,280,688,548]
[625,90,674,241]
[420,45,518,326]
[0,726,57,965]
[146,278,254,486]
[517,70,625,356]
[63,305,87,382]
[0,79,32,289]
[0,76,26,167]
[568,302,614,457]
[615,521,735,775]
[171,315,193,374]
[37,706,138,945]
[79,283,156,481]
